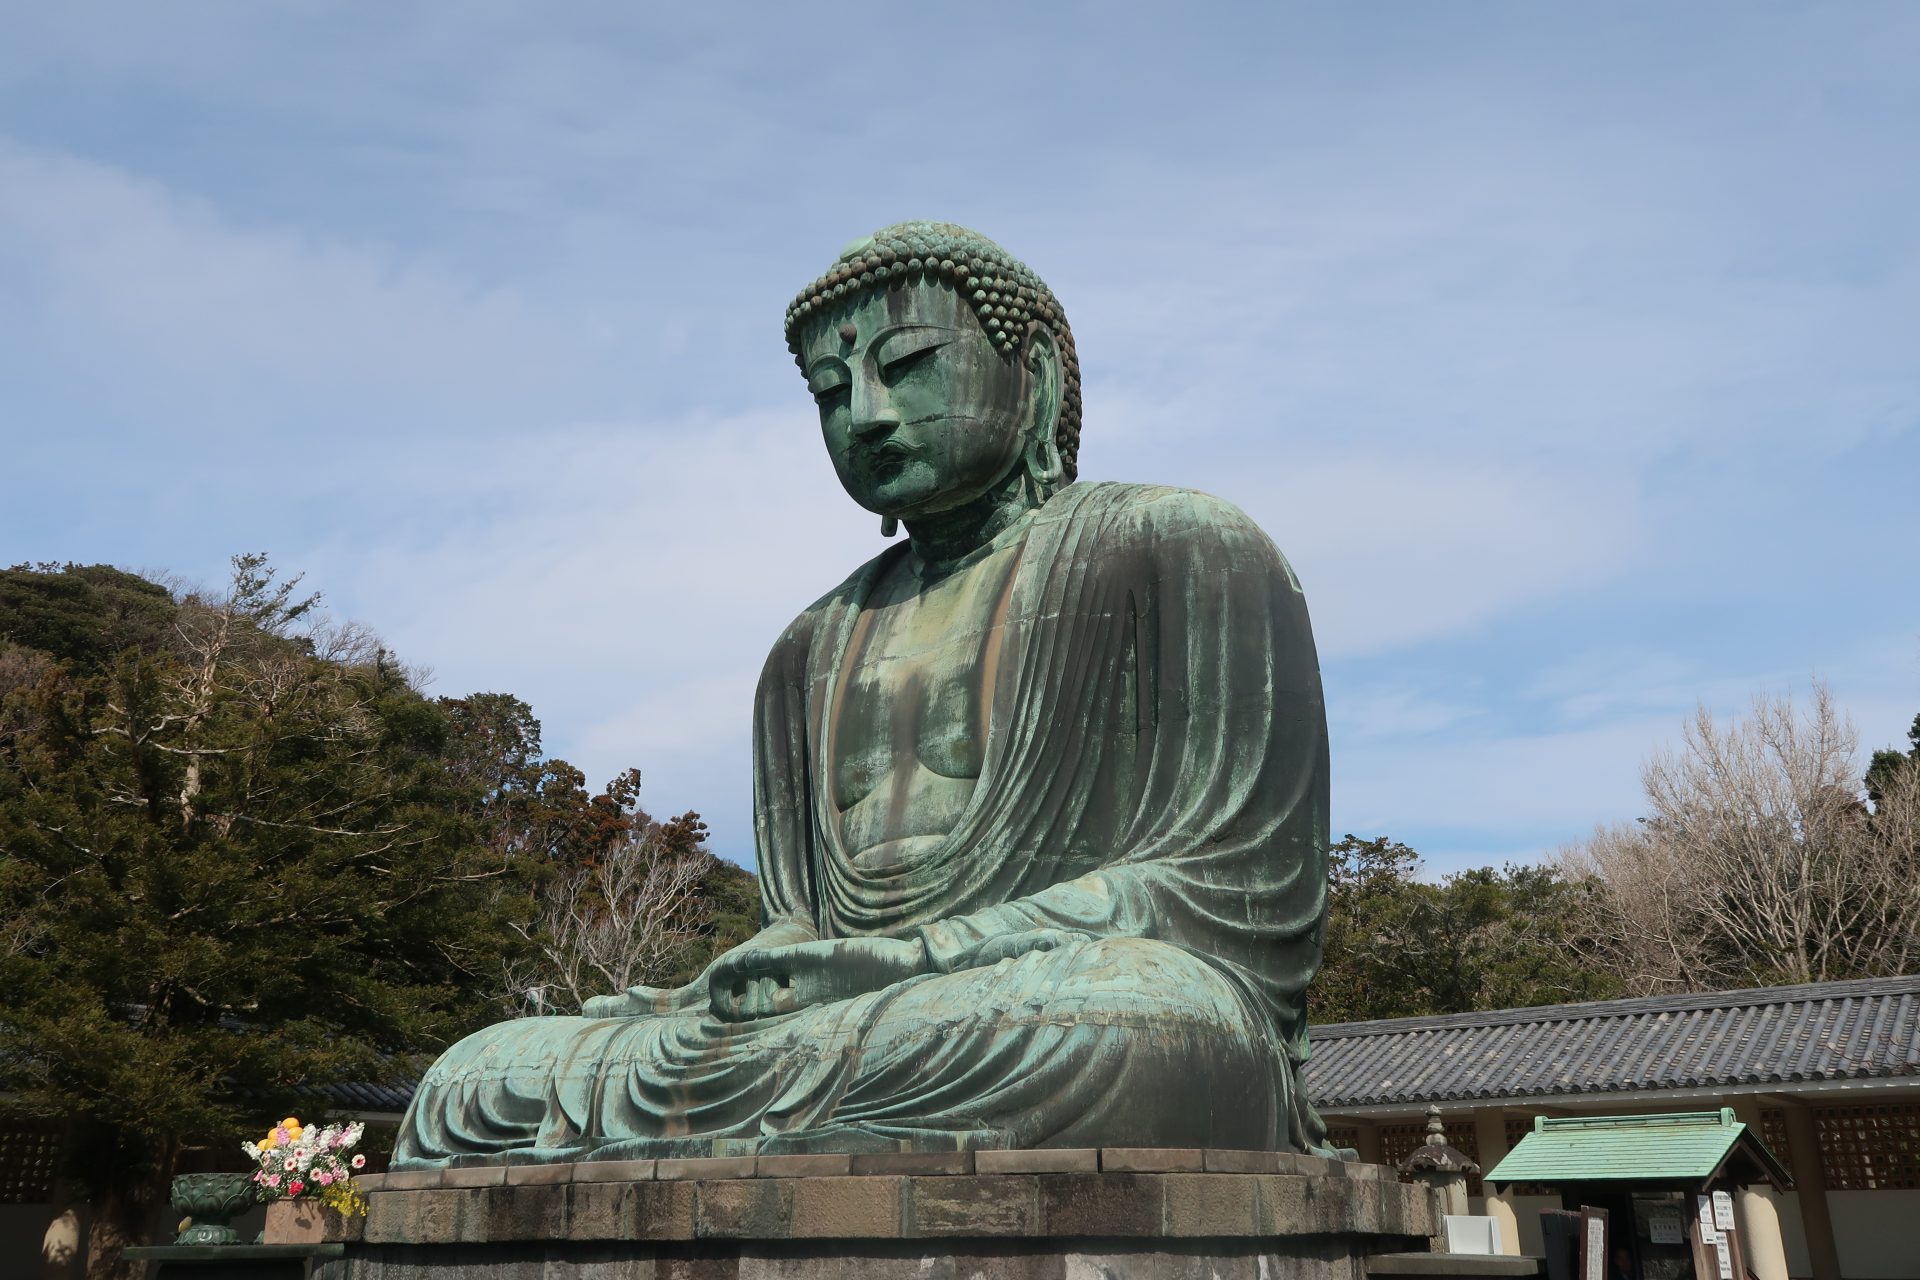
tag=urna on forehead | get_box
[785,220,1085,482]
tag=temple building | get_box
[1307,974,1920,1280]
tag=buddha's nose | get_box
[849,374,899,439]
[851,411,901,442]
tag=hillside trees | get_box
[1313,835,1620,1024]
[0,557,550,1277]
[0,557,773,1279]
[438,692,758,1015]
[505,812,722,1016]
[1561,685,1920,994]
[1867,709,1920,804]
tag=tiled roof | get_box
[1305,975,1920,1110]
[310,1078,417,1114]
[1487,1110,1790,1188]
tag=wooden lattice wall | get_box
[1759,1108,1793,1168]
[1380,1118,1486,1195]
[1754,1103,1920,1190]
[1811,1101,1920,1190]
[0,1125,61,1204]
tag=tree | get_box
[0,558,532,1279]
[504,818,714,1016]
[1866,710,1920,806]
[0,564,177,677]
[438,693,638,871]
[1313,835,1619,1024]
[1562,684,1920,994]
[435,693,762,1015]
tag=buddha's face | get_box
[799,284,1037,521]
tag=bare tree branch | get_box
[503,826,712,1016]
[1561,682,1920,993]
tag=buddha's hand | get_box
[580,986,677,1018]
[582,921,820,1019]
[965,927,1094,967]
[708,936,932,1022]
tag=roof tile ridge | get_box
[1310,974,1920,1039]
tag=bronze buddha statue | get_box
[394,222,1333,1165]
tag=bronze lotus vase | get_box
[170,1172,258,1245]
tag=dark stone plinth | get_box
[299,1160,1438,1279]
[1366,1254,1543,1278]
[318,1239,1398,1279]
[123,1242,343,1279]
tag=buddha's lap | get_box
[423,937,1267,1085]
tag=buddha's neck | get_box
[902,475,1040,573]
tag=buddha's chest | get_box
[828,544,1021,813]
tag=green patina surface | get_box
[1487,1110,1783,1185]
[392,223,1334,1167]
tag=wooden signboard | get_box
[1688,1192,1748,1280]
[1577,1206,1609,1280]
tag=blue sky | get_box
[4,3,1916,874]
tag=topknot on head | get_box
[784,221,1083,483]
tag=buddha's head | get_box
[785,222,1081,525]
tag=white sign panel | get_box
[1712,1190,1736,1231]
[1585,1215,1607,1280]
[1715,1240,1734,1280]
[1697,1195,1719,1244]
[1648,1212,1684,1244]
[1443,1216,1502,1255]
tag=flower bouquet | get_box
[243,1116,370,1220]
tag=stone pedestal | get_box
[283,1149,1441,1279]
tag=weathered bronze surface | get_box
[393,222,1332,1166]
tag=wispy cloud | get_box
[3,4,1916,870]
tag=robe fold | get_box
[393,482,1333,1166]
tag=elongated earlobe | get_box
[1025,432,1064,501]
[1022,325,1064,499]
[881,515,899,538]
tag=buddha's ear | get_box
[1021,324,1063,456]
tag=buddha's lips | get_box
[862,441,914,478]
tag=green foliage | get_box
[1866,710,1920,806]
[1313,834,1622,1025]
[0,556,759,1273]
[0,563,177,675]
[440,695,759,1007]
[0,558,538,1266]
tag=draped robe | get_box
[393,482,1332,1166]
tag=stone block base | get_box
[317,1238,1407,1279]
[295,1156,1441,1279]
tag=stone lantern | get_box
[1400,1104,1481,1224]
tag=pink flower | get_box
[288,1181,305,1197]
[264,1175,280,1188]
[284,1157,297,1170]
[351,1154,366,1169]
[317,1171,334,1186]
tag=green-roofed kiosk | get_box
[1487,1110,1790,1280]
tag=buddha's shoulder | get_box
[1048,481,1275,546]
[763,546,905,668]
